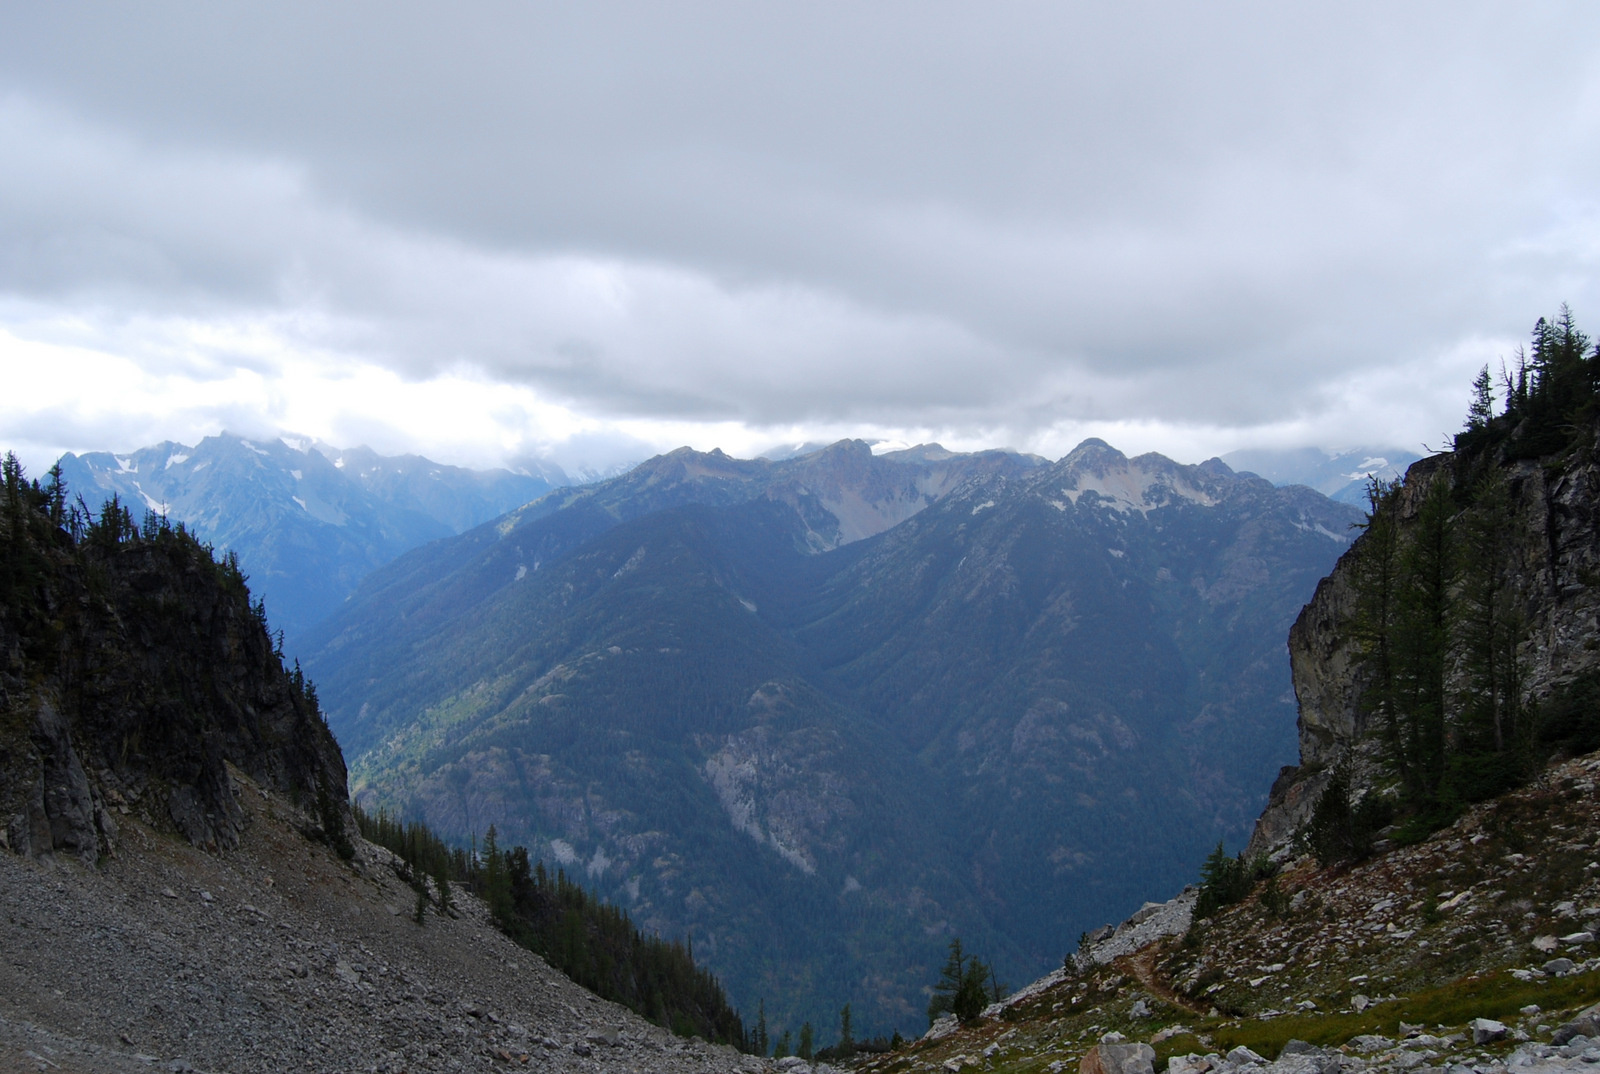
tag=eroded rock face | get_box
[1249,424,1600,858]
[0,530,350,862]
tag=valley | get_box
[301,437,1361,1033]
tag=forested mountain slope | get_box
[304,437,1361,1035]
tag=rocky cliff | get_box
[0,468,351,862]
[1248,416,1600,859]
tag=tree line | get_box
[353,805,751,1049]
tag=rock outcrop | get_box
[1249,420,1600,858]
[0,511,350,862]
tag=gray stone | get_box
[1130,998,1152,1019]
[1544,958,1577,976]
[1352,994,1371,1012]
[1226,1046,1267,1066]
[1553,1005,1600,1046]
[585,1027,622,1047]
[1350,1036,1396,1053]
[1081,1041,1156,1074]
[1473,1019,1509,1045]
[1279,1041,1320,1058]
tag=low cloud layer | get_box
[3,4,1599,476]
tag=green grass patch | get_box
[1152,1033,1208,1068]
[1210,969,1600,1059]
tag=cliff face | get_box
[1249,420,1600,857]
[0,500,350,863]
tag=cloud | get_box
[2,4,1600,473]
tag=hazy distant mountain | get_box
[1221,445,1422,505]
[302,438,1360,1034]
[55,433,562,644]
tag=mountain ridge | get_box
[302,436,1362,1033]
[54,432,562,644]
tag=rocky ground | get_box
[852,752,1600,1074]
[0,767,777,1074]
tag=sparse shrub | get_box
[1259,874,1286,919]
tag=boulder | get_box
[1471,1018,1508,1045]
[1543,958,1576,976]
[1080,1042,1156,1074]
[1225,1046,1266,1066]
[1552,1004,1600,1046]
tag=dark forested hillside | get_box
[0,454,352,859]
[304,437,1361,1036]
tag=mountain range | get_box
[54,433,564,644]
[300,437,1363,1034]
[1220,446,1421,506]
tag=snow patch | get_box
[1048,499,1068,511]
[740,598,757,613]
[240,439,270,456]
[1294,519,1353,543]
[1108,548,1125,558]
[970,500,996,515]
[292,496,308,512]
[1059,462,1218,514]
[113,456,137,474]
[549,839,578,865]
[138,491,168,516]
[290,469,303,481]
[586,845,612,879]
[279,436,312,453]
[164,453,189,469]
[515,564,528,581]
[190,461,208,472]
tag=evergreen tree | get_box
[1451,467,1528,796]
[838,1002,853,1055]
[926,938,999,1026]
[798,1022,814,1061]
[1353,478,1405,783]
[1390,473,1453,802]
[1467,365,1494,431]
[480,825,513,926]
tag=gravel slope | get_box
[0,768,774,1074]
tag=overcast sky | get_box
[3,3,1599,477]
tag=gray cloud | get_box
[2,2,1599,464]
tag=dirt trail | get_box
[1117,944,1210,1017]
